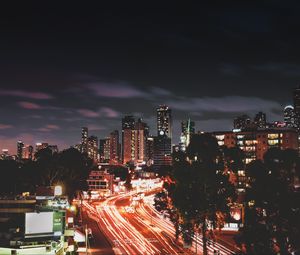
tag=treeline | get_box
[0,147,93,199]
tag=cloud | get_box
[77,107,120,118]
[88,82,147,98]
[167,96,282,114]
[99,107,120,118]
[35,124,60,132]
[150,87,173,96]
[77,109,100,118]
[45,124,60,130]
[18,101,42,109]
[0,124,13,130]
[0,89,53,99]
[87,124,106,131]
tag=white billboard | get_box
[25,212,53,235]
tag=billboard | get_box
[25,211,65,237]
[25,212,53,235]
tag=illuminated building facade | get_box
[233,114,251,130]
[87,170,114,197]
[157,105,172,140]
[212,128,298,164]
[284,105,296,128]
[134,118,148,165]
[22,145,33,160]
[35,142,49,153]
[81,127,88,154]
[153,135,172,171]
[17,140,24,159]
[122,115,135,164]
[254,112,267,128]
[180,119,195,151]
[293,86,300,130]
[87,135,98,162]
[109,130,120,165]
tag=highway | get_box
[82,187,237,255]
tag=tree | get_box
[166,134,235,255]
[236,148,300,254]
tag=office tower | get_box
[122,115,135,164]
[284,105,296,128]
[109,130,119,165]
[35,142,49,153]
[99,139,106,163]
[180,119,195,150]
[134,118,148,164]
[233,115,251,130]
[157,105,172,139]
[153,135,172,171]
[17,140,24,159]
[81,127,88,154]
[146,137,154,165]
[254,112,267,128]
[87,136,98,162]
[103,138,110,163]
[293,86,300,131]
[22,145,33,160]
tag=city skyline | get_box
[1,2,300,153]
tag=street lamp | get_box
[54,185,63,196]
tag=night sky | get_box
[1,1,300,153]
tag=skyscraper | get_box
[153,135,172,171]
[17,140,24,159]
[122,115,135,164]
[134,118,148,164]
[157,105,172,139]
[109,130,120,165]
[293,86,300,130]
[254,112,267,128]
[87,136,98,162]
[233,115,251,130]
[22,145,33,160]
[284,105,296,128]
[180,119,195,150]
[81,127,88,154]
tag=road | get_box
[82,189,238,255]
[139,194,239,255]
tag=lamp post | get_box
[85,224,88,255]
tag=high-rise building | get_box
[35,142,49,153]
[99,139,106,163]
[284,105,296,128]
[254,112,267,128]
[17,140,24,159]
[87,136,98,162]
[233,115,251,130]
[22,145,33,160]
[122,116,135,164]
[293,86,300,130]
[103,138,110,163]
[180,119,195,151]
[157,105,172,139]
[109,130,120,165]
[146,137,154,165]
[134,118,148,164]
[153,135,172,171]
[81,127,88,154]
